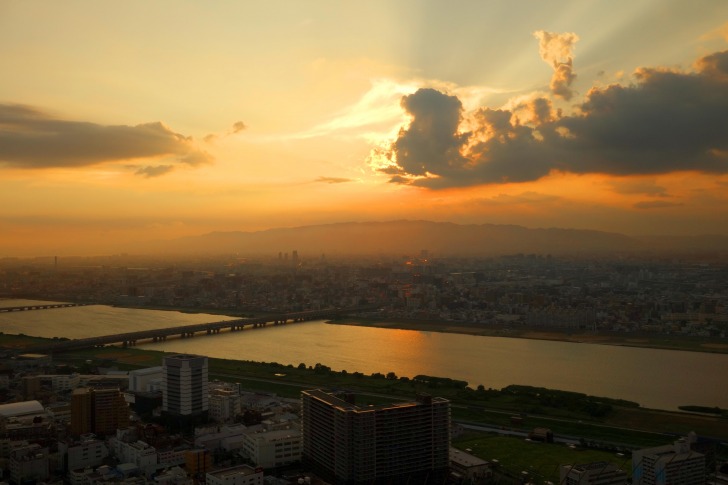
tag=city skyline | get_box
[2,1,728,256]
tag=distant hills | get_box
[136,220,661,256]
[131,220,728,257]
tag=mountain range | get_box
[135,220,681,257]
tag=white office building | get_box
[241,423,302,469]
[162,355,208,417]
[129,367,163,392]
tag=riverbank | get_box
[3,333,728,443]
[329,317,728,354]
[103,302,728,355]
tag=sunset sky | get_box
[2,1,728,256]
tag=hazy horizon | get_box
[2,1,728,257]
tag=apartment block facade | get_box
[301,389,450,485]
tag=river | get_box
[1,299,726,411]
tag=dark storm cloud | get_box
[380,50,728,188]
[392,88,469,178]
[0,104,212,170]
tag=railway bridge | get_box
[0,302,88,313]
[22,307,364,354]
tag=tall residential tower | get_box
[301,389,450,485]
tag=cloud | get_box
[700,21,728,42]
[390,88,469,179]
[135,165,175,178]
[204,120,248,143]
[633,200,683,209]
[534,31,579,100]
[475,191,561,206]
[375,49,728,189]
[0,104,212,171]
[315,176,354,184]
[607,179,669,197]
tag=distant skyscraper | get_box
[162,354,208,420]
[301,389,450,485]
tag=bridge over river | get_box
[0,302,88,313]
[23,307,362,354]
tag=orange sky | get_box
[1,2,728,256]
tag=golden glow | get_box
[1,2,727,256]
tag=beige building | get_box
[241,423,302,469]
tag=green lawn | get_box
[453,434,631,484]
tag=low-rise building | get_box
[450,447,491,483]
[112,440,157,477]
[560,461,628,485]
[240,423,302,469]
[633,438,705,485]
[60,437,109,473]
[206,465,263,485]
[9,443,50,484]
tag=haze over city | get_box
[2,1,728,257]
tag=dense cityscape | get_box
[3,252,728,339]
[3,1,728,484]
[1,253,727,484]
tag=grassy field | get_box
[453,433,632,484]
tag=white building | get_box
[9,444,50,484]
[194,424,247,451]
[209,389,241,423]
[112,439,157,477]
[240,423,302,469]
[633,438,705,485]
[560,461,628,485]
[162,355,208,417]
[129,367,163,392]
[41,373,81,391]
[60,438,109,472]
[206,465,263,485]
[154,466,193,485]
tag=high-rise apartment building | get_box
[633,438,705,485]
[70,387,129,437]
[301,389,450,485]
[162,354,208,418]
